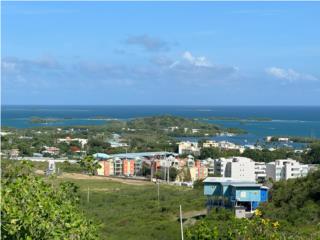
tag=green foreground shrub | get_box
[1,161,98,239]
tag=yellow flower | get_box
[272,221,280,229]
[254,209,262,217]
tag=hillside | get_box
[260,170,320,226]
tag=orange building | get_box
[195,160,201,168]
[104,160,114,176]
[97,160,114,176]
[189,160,208,181]
[123,159,135,176]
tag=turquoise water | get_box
[1,106,319,145]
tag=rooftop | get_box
[94,151,177,159]
[203,177,255,184]
[230,183,262,188]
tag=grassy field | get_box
[56,176,206,240]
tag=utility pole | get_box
[180,205,184,240]
[87,187,90,203]
[151,160,154,182]
[163,155,166,181]
[157,181,160,207]
[167,157,170,183]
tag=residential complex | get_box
[57,137,88,147]
[93,150,310,183]
[266,159,309,181]
[94,152,176,177]
[254,162,267,181]
[202,140,245,153]
[214,157,256,181]
[178,141,201,156]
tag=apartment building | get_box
[178,141,201,156]
[213,157,255,181]
[225,157,256,181]
[214,157,233,177]
[123,159,135,176]
[266,159,309,181]
[254,162,267,181]
[206,158,215,176]
[202,140,245,153]
[98,159,115,176]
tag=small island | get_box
[202,116,273,122]
[30,117,63,124]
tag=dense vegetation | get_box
[1,160,206,240]
[1,161,98,239]
[303,142,320,164]
[186,170,320,240]
[241,148,301,163]
[30,117,62,123]
[261,170,320,227]
[127,115,245,137]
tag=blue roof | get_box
[93,151,177,160]
[93,153,110,159]
[230,183,261,188]
[204,177,255,185]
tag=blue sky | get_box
[2,1,320,105]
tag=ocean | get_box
[1,105,320,146]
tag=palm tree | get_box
[79,155,101,175]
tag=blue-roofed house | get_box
[204,177,268,212]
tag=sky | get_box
[2,1,320,105]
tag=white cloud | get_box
[125,35,170,52]
[266,67,318,82]
[2,61,17,73]
[182,51,211,67]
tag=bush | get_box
[1,161,98,239]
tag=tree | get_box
[303,143,320,164]
[169,167,178,181]
[185,208,308,240]
[79,156,101,175]
[141,162,151,176]
[1,161,98,239]
[184,167,192,182]
[87,139,110,155]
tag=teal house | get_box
[204,177,268,212]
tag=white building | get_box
[213,157,255,181]
[108,141,128,148]
[202,140,245,153]
[202,140,219,148]
[178,141,201,156]
[255,162,267,181]
[57,137,88,147]
[187,155,195,168]
[42,146,60,155]
[206,158,215,176]
[224,157,256,181]
[266,159,309,181]
[214,157,233,177]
